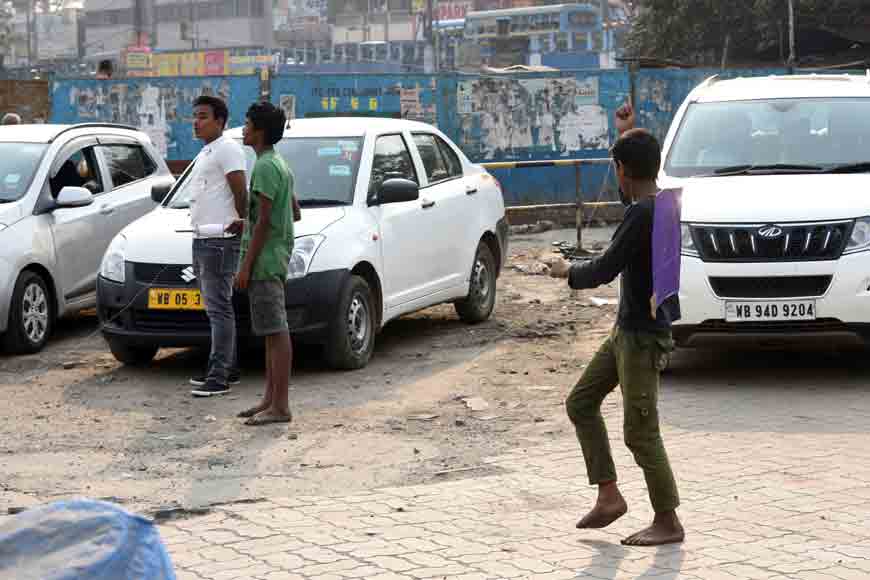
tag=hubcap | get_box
[470,258,491,304]
[22,282,49,344]
[347,293,370,355]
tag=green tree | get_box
[626,0,867,64]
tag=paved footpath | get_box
[163,381,870,580]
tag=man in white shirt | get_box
[189,95,248,397]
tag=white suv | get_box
[97,118,508,369]
[660,74,870,347]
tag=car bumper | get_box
[98,264,349,348]
[674,253,870,346]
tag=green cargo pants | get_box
[565,326,680,513]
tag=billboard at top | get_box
[275,0,328,31]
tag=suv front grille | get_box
[709,276,832,298]
[691,222,852,262]
[133,263,194,286]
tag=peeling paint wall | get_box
[456,76,611,160]
[50,76,261,161]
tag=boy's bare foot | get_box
[621,511,684,546]
[243,410,293,426]
[237,404,270,418]
[576,487,628,529]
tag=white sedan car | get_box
[97,118,508,369]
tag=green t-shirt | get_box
[240,149,294,281]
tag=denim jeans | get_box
[192,237,240,385]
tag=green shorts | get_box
[248,280,288,337]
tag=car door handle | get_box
[465,186,478,195]
[422,199,436,209]
[99,204,115,215]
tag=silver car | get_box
[0,123,174,353]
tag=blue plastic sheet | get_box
[0,499,176,580]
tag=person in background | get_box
[2,113,21,125]
[96,60,113,80]
[188,95,248,398]
[550,103,685,547]
[234,101,294,426]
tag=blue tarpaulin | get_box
[0,499,176,580]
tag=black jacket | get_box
[569,196,679,332]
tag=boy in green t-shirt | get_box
[234,101,294,426]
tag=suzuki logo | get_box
[758,225,784,239]
[180,266,196,283]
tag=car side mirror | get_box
[151,177,176,203]
[376,178,419,205]
[56,186,94,208]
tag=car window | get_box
[412,133,450,184]
[99,144,158,188]
[665,98,870,177]
[435,136,463,178]
[0,143,46,203]
[50,147,104,197]
[369,134,418,196]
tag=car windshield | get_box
[665,98,870,177]
[167,136,363,209]
[0,143,48,203]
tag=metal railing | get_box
[481,157,614,251]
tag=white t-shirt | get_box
[189,134,247,238]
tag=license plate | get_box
[725,300,816,322]
[147,288,204,311]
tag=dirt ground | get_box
[0,228,620,517]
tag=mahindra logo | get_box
[758,225,784,239]
[180,266,196,283]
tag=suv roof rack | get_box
[49,123,140,143]
[687,74,719,102]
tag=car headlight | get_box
[845,217,870,254]
[100,234,127,283]
[681,224,698,257]
[288,235,325,279]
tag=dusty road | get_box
[2,226,868,521]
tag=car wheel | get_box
[325,275,376,370]
[455,241,497,324]
[108,338,158,366]
[3,271,53,354]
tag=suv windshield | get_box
[665,98,870,177]
[168,137,363,209]
[0,143,48,203]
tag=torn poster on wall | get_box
[399,79,437,125]
[457,76,609,160]
[64,79,234,159]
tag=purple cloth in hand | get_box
[652,188,682,317]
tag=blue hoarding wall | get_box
[50,75,262,162]
[271,70,627,205]
[51,68,826,206]
[271,74,441,126]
